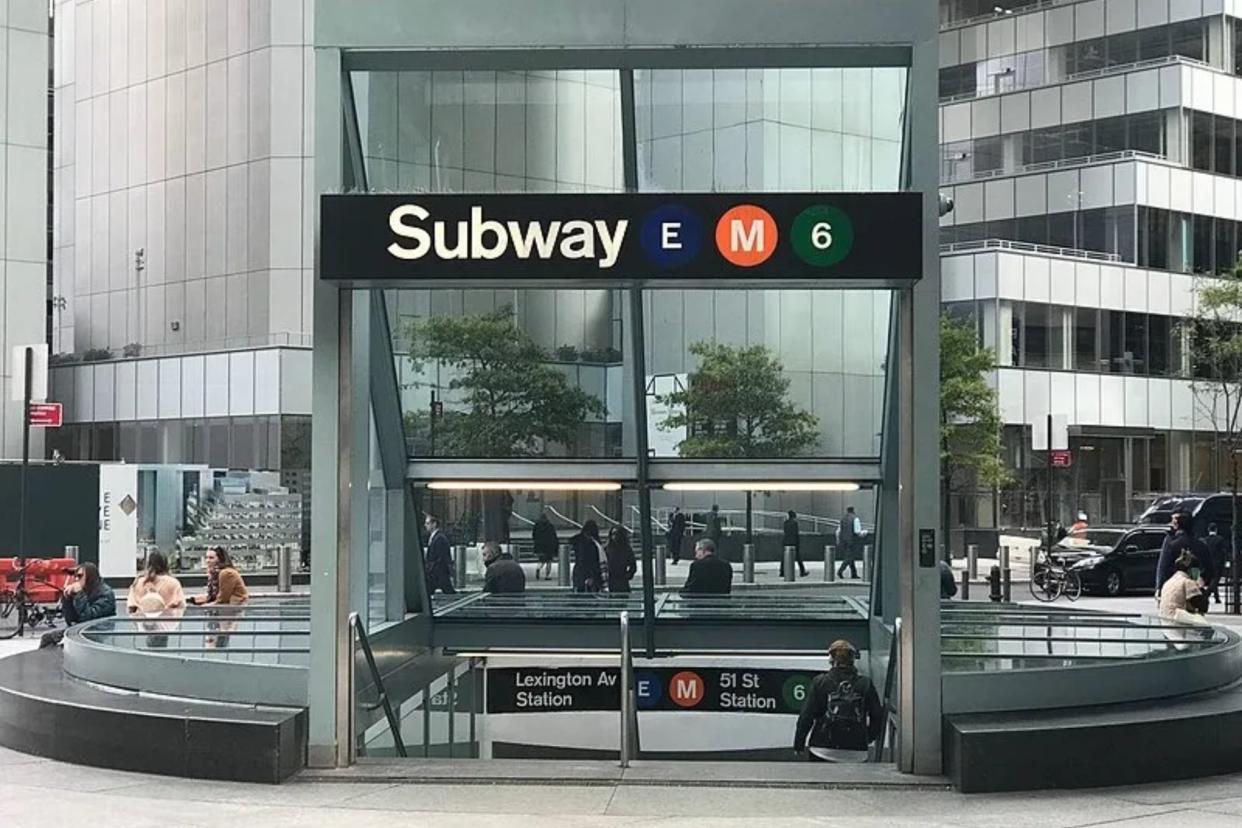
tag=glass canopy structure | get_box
[308,0,942,775]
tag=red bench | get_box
[0,557,77,604]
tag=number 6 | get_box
[812,222,833,250]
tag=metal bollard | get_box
[654,544,667,586]
[967,544,979,580]
[862,545,872,582]
[64,545,79,563]
[782,546,796,583]
[743,543,755,584]
[558,543,571,587]
[988,565,1001,602]
[277,546,293,592]
[454,544,468,588]
[999,545,1011,602]
[824,545,836,583]
[960,569,970,601]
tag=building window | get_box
[1192,111,1214,172]
[1074,308,1099,372]
[1149,315,1171,376]
[1124,312,1149,375]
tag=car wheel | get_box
[1105,569,1123,597]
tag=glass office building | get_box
[307,0,943,774]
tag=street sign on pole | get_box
[1050,450,1072,468]
[28,402,63,428]
[10,344,48,402]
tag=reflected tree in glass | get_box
[405,306,606,540]
[656,342,818,540]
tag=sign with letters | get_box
[486,665,814,715]
[320,193,922,285]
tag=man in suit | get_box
[681,538,733,596]
[424,516,456,595]
[667,506,687,565]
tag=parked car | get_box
[1137,494,1209,526]
[1050,525,1170,597]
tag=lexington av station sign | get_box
[320,192,922,286]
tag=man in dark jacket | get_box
[1204,523,1229,604]
[481,542,525,594]
[939,559,957,599]
[794,639,884,762]
[424,516,456,595]
[532,511,559,581]
[836,507,863,579]
[681,538,733,595]
[704,505,724,545]
[782,510,809,578]
[1156,512,1212,598]
[667,507,687,565]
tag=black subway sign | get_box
[320,193,922,284]
[487,666,814,715]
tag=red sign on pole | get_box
[1050,450,1072,468]
[28,402,63,428]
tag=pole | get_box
[1046,413,1054,560]
[429,391,436,457]
[654,544,666,586]
[558,543,571,588]
[782,546,796,583]
[742,543,755,584]
[824,545,836,583]
[17,347,32,559]
[619,610,632,768]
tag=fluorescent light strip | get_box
[662,482,861,492]
[426,481,621,491]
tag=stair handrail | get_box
[348,612,408,758]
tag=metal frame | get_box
[311,0,941,772]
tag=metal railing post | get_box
[742,543,755,584]
[558,543,571,587]
[960,569,970,601]
[619,610,632,768]
[967,543,979,579]
[277,546,293,592]
[824,545,836,583]
[654,544,667,586]
[782,546,796,582]
[348,612,407,759]
[862,544,872,582]
[454,544,468,588]
[999,545,1011,602]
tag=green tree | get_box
[1186,269,1242,612]
[658,341,819,458]
[405,306,605,542]
[658,342,819,542]
[940,315,1007,538]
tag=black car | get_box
[1051,525,1170,597]
[1137,494,1207,526]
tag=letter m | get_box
[676,677,700,697]
[731,219,765,252]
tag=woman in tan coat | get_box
[126,551,185,614]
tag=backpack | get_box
[823,677,869,749]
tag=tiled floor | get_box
[2,744,1242,827]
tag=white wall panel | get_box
[1148,271,1172,313]
[1093,76,1125,119]
[204,354,229,416]
[158,358,181,419]
[1061,82,1093,124]
[280,349,312,415]
[996,253,1023,299]
[181,355,205,418]
[115,360,136,421]
[1171,380,1195,430]
[73,365,94,423]
[1099,375,1125,427]
[1214,73,1236,119]
[136,359,158,420]
[1215,176,1236,221]
[1046,6,1076,47]
[1049,373,1076,422]
[1146,164,1170,209]
[228,351,255,416]
[1047,170,1079,212]
[1030,87,1061,129]
[1192,65,1214,112]
[1023,370,1052,427]
[1016,10,1045,51]
[1124,377,1149,427]
[1169,273,1195,317]
[974,252,999,297]
[1000,93,1030,133]
[1149,378,1172,430]
[1192,171,1215,216]
[1099,265,1125,309]
[1105,0,1137,33]
[92,363,115,422]
[955,183,984,224]
[254,349,280,415]
[1125,70,1159,113]
[1158,66,1182,109]
[1023,255,1050,304]
[997,368,1025,424]
[1079,165,1113,209]
[1050,258,1076,305]
[1123,268,1148,313]
[986,18,1015,57]
[942,103,970,143]
[1075,1,1106,39]
[971,97,1000,138]
[942,255,974,301]
[1170,0,1205,22]
[939,30,959,68]
[1076,263,1102,306]
[1015,174,1048,216]
[1138,0,1171,27]
[984,179,1015,220]
[1113,161,1135,205]
[1169,168,1193,214]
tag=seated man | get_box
[39,562,116,649]
[680,538,733,596]
[482,541,526,594]
[793,639,884,763]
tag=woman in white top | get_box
[1159,550,1209,649]
[126,551,185,614]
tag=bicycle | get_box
[0,561,66,640]
[1029,549,1083,603]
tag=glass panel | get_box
[1073,308,1099,372]
[1129,110,1164,156]
[1124,312,1148,375]
[1169,20,1207,63]
[1192,112,1214,173]
[1021,303,1049,369]
[1149,315,1171,376]
[1216,114,1234,176]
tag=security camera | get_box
[938,193,955,217]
